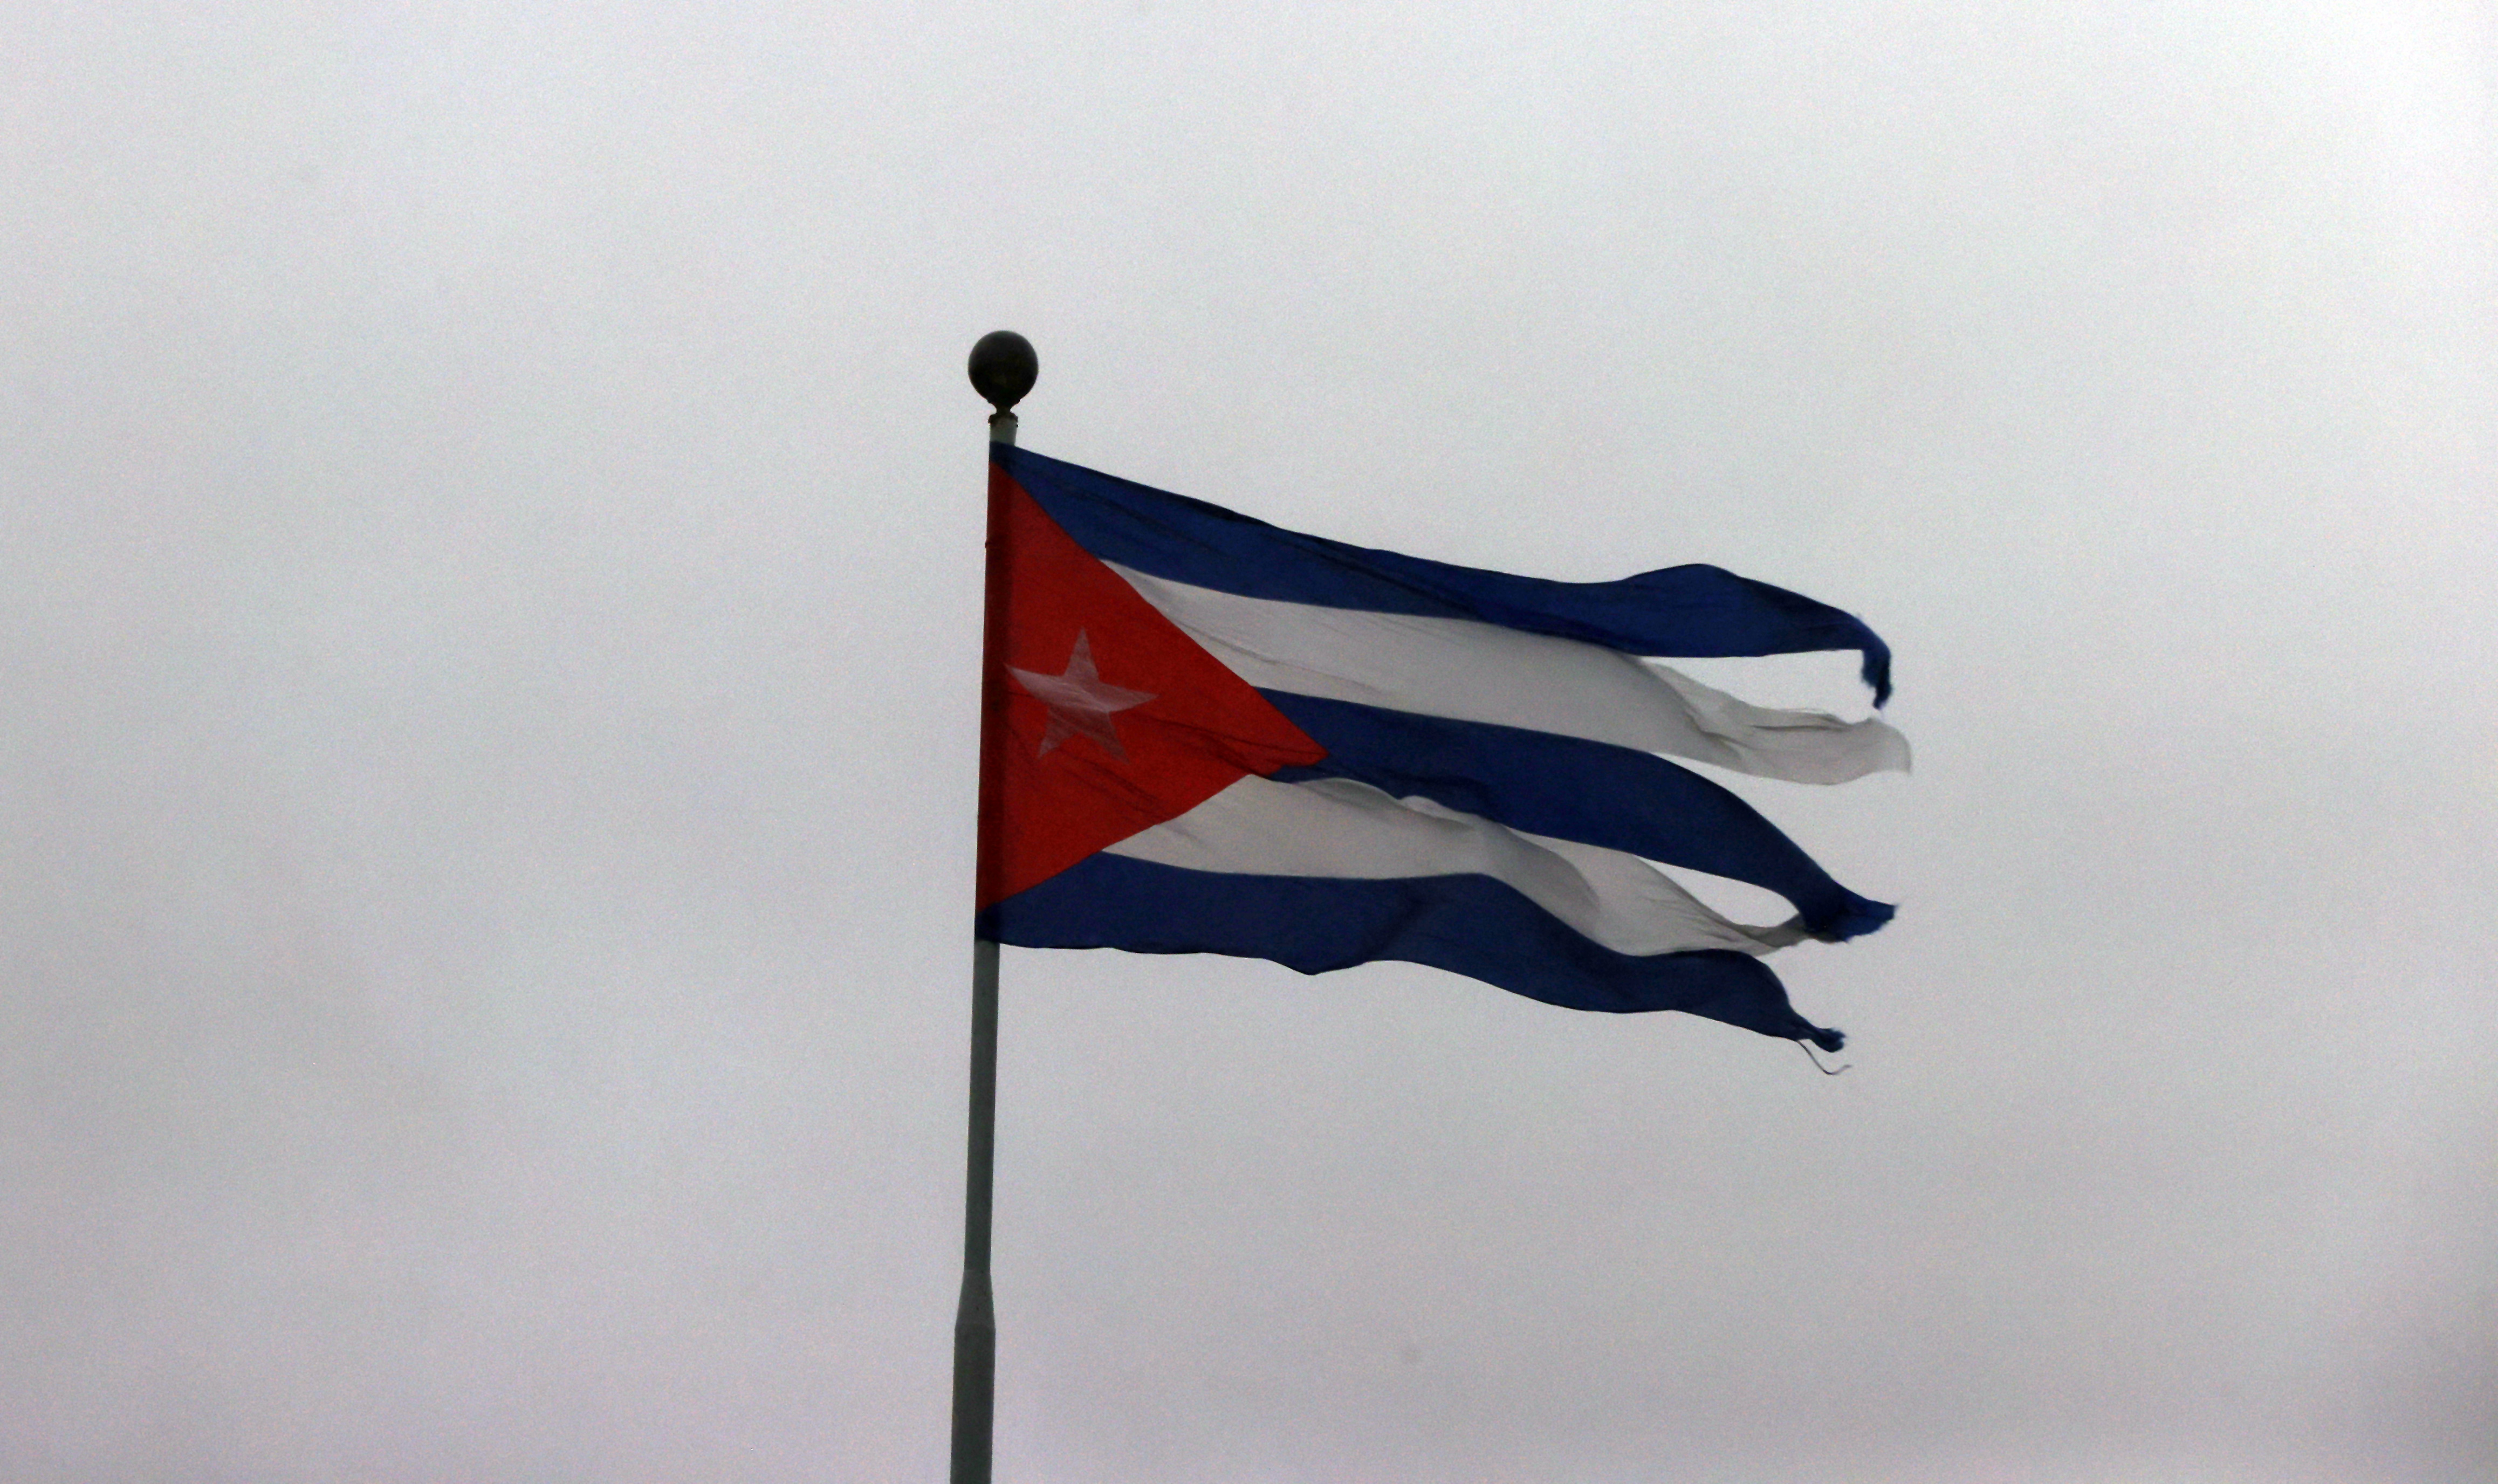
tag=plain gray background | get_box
[4,2,2492,1480]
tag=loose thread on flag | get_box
[1798,1040,1851,1076]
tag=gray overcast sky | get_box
[4,3,2493,1481]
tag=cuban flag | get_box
[973,446,1906,1052]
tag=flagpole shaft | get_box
[951,936,999,1484]
[952,395,1019,1484]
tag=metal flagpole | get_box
[954,331,1037,1484]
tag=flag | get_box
[973,446,1906,1050]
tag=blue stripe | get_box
[1259,693,1894,942]
[998,445,1894,705]
[979,853,1845,1049]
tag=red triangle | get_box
[976,463,1326,907]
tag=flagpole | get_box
[955,331,1037,1484]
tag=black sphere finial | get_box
[967,331,1038,414]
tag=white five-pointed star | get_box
[1006,630,1157,759]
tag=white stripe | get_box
[1107,565,1909,783]
[1104,775,1808,959]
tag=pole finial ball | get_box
[967,331,1038,414]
